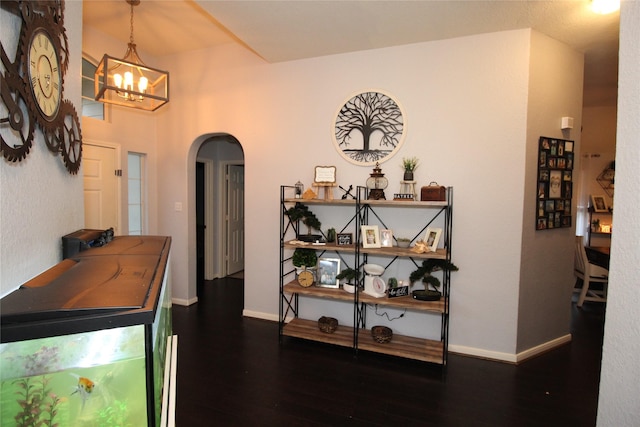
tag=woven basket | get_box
[318,316,338,334]
[371,326,393,344]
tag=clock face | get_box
[372,277,386,294]
[297,270,314,287]
[28,29,62,120]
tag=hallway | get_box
[173,278,603,426]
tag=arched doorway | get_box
[195,134,244,295]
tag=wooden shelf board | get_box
[284,198,448,208]
[284,240,448,260]
[282,318,354,348]
[282,319,444,363]
[284,198,355,206]
[284,241,356,252]
[358,332,444,364]
[360,246,448,259]
[363,199,448,208]
[284,283,446,313]
[284,282,355,302]
[358,292,446,313]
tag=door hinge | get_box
[115,169,122,176]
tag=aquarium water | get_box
[1,326,148,427]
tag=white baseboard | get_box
[515,333,572,363]
[449,333,572,364]
[243,309,279,322]
[449,344,519,363]
[172,297,198,306]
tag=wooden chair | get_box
[574,237,608,307]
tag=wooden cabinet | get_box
[278,186,454,365]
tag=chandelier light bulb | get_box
[113,73,123,89]
[138,76,148,92]
[124,72,133,90]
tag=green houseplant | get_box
[409,259,459,301]
[286,202,322,242]
[336,267,360,293]
[401,157,419,181]
[292,248,318,269]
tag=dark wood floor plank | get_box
[174,278,602,426]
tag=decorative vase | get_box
[397,239,410,248]
[403,171,414,181]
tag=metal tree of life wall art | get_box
[332,91,406,166]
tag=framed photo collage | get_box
[536,136,574,230]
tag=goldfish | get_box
[70,375,95,409]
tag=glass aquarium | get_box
[1,325,147,427]
[1,236,173,427]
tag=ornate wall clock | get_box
[332,90,406,166]
[0,0,82,174]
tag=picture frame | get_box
[361,225,381,248]
[380,229,393,247]
[317,257,340,288]
[336,232,353,246]
[535,136,574,230]
[423,227,442,252]
[591,195,608,212]
[314,165,337,183]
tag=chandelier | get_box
[95,0,169,111]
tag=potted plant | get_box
[286,202,322,242]
[336,267,360,293]
[396,237,411,248]
[409,259,459,301]
[401,157,419,181]
[292,248,318,270]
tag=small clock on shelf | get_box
[297,269,315,287]
[366,163,388,200]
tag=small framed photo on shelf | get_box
[591,195,608,212]
[380,229,393,247]
[317,257,340,288]
[423,227,442,252]
[336,232,353,246]
[361,225,381,248]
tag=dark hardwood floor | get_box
[174,278,604,426]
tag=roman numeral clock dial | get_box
[28,29,61,121]
[1,2,84,175]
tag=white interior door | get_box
[226,164,244,274]
[83,143,119,233]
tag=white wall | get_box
[151,28,583,359]
[597,1,640,424]
[0,3,84,297]
[517,31,584,354]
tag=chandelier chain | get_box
[129,1,135,45]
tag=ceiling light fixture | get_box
[591,0,620,14]
[95,0,169,111]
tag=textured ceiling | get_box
[83,0,620,107]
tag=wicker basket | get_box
[318,316,338,334]
[371,326,393,344]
